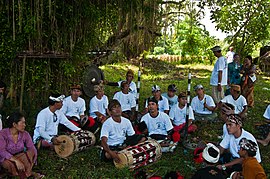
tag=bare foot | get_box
[32,172,45,179]
[256,139,269,146]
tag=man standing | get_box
[100,99,145,162]
[33,94,81,148]
[210,46,228,104]
[226,46,235,64]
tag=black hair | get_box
[7,111,25,128]
[224,102,235,110]
[245,55,253,64]
[108,99,121,111]
[48,93,62,106]
[120,81,128,90]
[233,53,239,58]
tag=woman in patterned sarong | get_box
[0,112,43,178]
[241,55,256,107]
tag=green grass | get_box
[32,59,270,178]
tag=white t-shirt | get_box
[226,51,235,64]
[220,129,261,162]
[89,95,108,118]
[33,107,80,143]
[141,112,173,136]
[210,56,228,86]
[191,94,216,115]
[221,95,247,114]
[100,117,135,146]
[169,104,195,126]
[222,123,228,139]
[118,81,137,99]
[263,104,270,120]
[113,91,136,111]
[61,96,86,119]
[145,96,170,112]
[162,93,178,109]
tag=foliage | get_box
[203,0,270,57]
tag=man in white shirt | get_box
[210,46,228,104]
[33,94,81,148]
[100,99,146,162]
[113,81,136,121]
[61,84,98,133]
[217,114,261,175]
[226,46,235,64]
[141,97,174,140]
[257,104,270,146]
[106,69,137,100]
[144,85,169,114]
[191,84,217,121]
[170,92,197,134]
[219,84,248,119]
[162,84,178,110]
[89,84,108,123]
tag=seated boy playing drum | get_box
[100,99,146,163]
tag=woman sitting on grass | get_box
[0,112,43,178]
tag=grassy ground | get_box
[33,59,270,178]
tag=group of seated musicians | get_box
[0,68,268,178]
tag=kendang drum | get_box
[54,130,96,158]
[114,139,162,170]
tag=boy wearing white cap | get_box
[143,85,169,114]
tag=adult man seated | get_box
[191,143,224,179]
[113,81,136,121]
[256,104,270,146]
[170,92,197,135]
[89,84,108,124]
[162,84,178,110]
[191,84,217,121]
[139,97,179,152]
[219,84,248,119]
[230,138,266,179]
[106,69,137,100]
[33,94,81,148]
[61,84,98,133]
[216,114,261,175]
[143,85,169,114]
[100,99,146,162]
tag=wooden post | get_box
[20,56,26,112]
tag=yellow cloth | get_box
[242,157,267,179]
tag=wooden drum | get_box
[54,130,96,158]
[114,139,162,170]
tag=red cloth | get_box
[173,123,197,133]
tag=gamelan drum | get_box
[54,130,96,158]
[114,139,162,170]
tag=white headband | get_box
[49,95,65,102]
[202,143,220,163]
